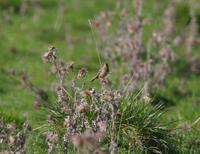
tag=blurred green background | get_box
[0,0,200,153]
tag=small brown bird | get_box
[91,63,109,82]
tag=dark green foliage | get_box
[0,0,21,11]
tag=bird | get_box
[91,63,109,82]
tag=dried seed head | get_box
[7,123,17,130]
[43,46,57,63]
[61,106,70,113]
[142,95,151,103]
[46,132,58,144]
[33,97,41,109]
[21,72,29,83]
[59,60,65,67]
[127,22,136,34]
[151,31,163,44]
[77,68,88,79]
[89,19,101,28]
[120,9,127,17]
[15,132,26,148]
[56,85,68,103]
[81,88,97,98]
[46,131,58,153]
[71,131,99,152]
[8,135,16,146]
[89,88,96,95]
[67,62,74,69]
[60,63,74,76]
[64,116,70,128]
[23,121,32,131]
[60,67,69,76]
[113,91,122,101]
[159,45,175,62]
[97,121,107,132]
[101,90,115,102]
[75,100,90,113]
[100,77,112,87]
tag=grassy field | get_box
[0,0,200,153]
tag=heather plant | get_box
[185,2,200,74]
[20,0,29,16]
[42,46,122,153]
[150,0,177,87]
[89,2,149,95]
[0,117,31,153]
[4,45,177,153]
[89,0,178,98]
[17,45,175,153]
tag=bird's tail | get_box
[90,75,98,82]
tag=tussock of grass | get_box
[116,98,176,153]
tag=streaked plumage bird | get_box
[91,63,109,82]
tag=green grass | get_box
[0,0,200,153]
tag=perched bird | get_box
[91,63,109,82]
